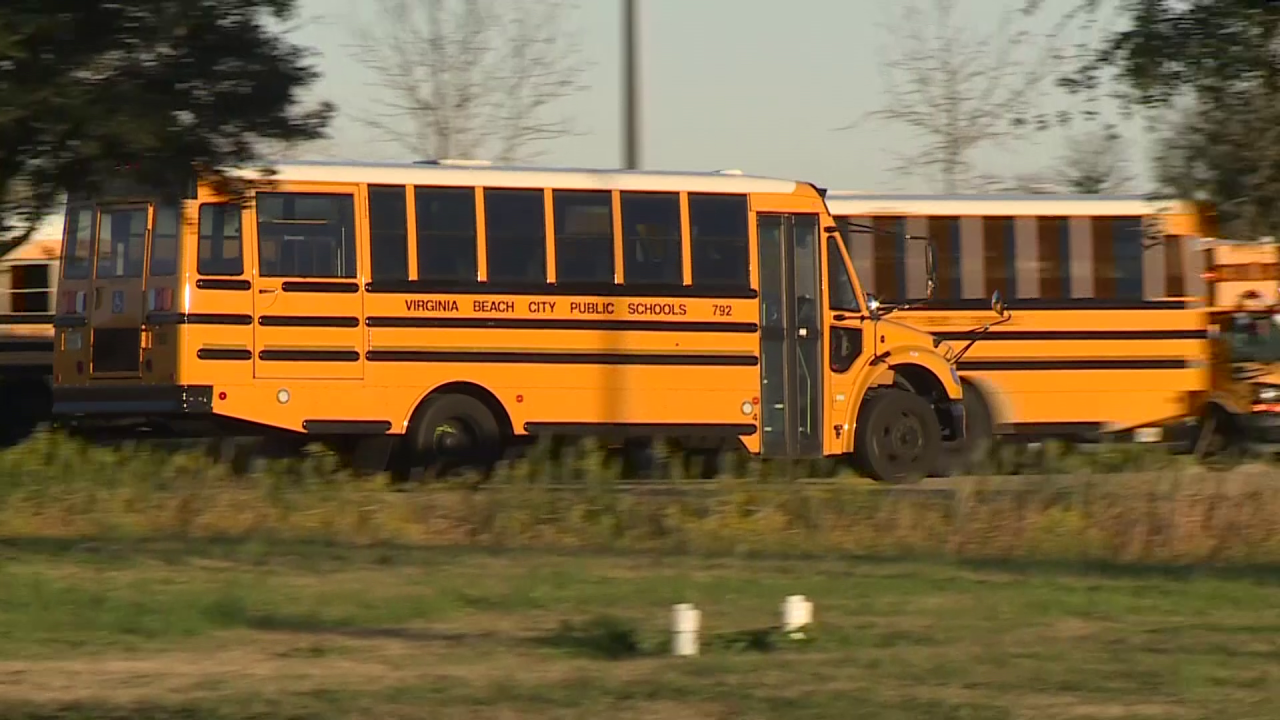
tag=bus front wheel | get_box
[399,393,501,482]
[853,389,942,485]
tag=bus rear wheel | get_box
[854,389,941,485]
[399,393,501,482]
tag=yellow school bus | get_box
[825,192,1213,468]
[50,161,998,483]
[1200,238,1280,310]
[0,212,62,442]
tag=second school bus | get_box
[825,191,1215,465]
[50,161,998,483]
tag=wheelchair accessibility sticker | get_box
[111,290,124,314]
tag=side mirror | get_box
[991,290,1006,317]
[866,292,881,316]
[924,242,938,300]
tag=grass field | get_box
[1,540,1279,719]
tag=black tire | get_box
[400,393,501,481]
[933,381,994,477]
[1193,404,1246,470]
[853,388,942,484]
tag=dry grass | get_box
[0,431,1278,567]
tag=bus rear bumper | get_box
[52,384,214,418]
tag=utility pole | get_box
[623,0,640,169]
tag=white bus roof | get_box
[225,160,801,195]
[824,191,1199,217]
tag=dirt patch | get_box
[0,630,605,705]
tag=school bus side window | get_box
[484,189,546,284]
[689,193,750,290]
[256,193,357,279]
[197,203,243,276]
[621,192,682,286]
[827,236,860,312]
[149,205,180,276]
[62,206,95,280]
[369,185,409,282]
[554,190,614,285]
[416,186,477,283]
[96,207,147,279]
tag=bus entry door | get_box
[757,212,825,458]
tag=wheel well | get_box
[1202,399,1243,435]
[890,363,960,439]
[891,363,947,402]
[413,382,513,439]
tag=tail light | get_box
[146,287,174,312]
[58,290,86,314]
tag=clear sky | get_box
[287,0,1150,193]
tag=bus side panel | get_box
[177,201,257,404]
[902,307,1210,436]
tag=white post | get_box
[671,603,701,657]
[781,595,813,637]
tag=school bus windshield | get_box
[1225,312,1280,364]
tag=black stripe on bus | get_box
[259,349,361,362]
[302,420,393,435]
[258,315,362,328]
[365,316,759,333]
[936,329,1208,341]
[364,279,758,299]
[53,315,87,328]
[281,281,360,294]
[524,422,758,438]
[0,364,50,376]
[897,298,1197,310]
[0,313,54,325]
[195,278,252,291]
[960,359,1190,371]
[365,350,759,366]
[196,348,252,361]
[0,340,53,353]
[146,312,253,326]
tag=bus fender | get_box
[881,346,963,400]
[1204,390,1250,418]
[837,348,962,454]
[400,381,514,438]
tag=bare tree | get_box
[846,0,1072,193]
[350,0,589,164]
[1054,124,1134,194]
